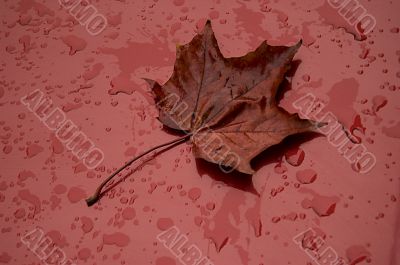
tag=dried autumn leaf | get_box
[146,21,318,174]
[86,21,320,207]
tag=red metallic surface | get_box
[0,0,399,264]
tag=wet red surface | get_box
[0,0,399,264]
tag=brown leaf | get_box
[146,21,318,174]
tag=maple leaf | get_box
[146,21,317,174]
[86,21,319,206]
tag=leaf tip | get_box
[237,162,256,175]
[142,78,156,88]
[315,121,328,129]
[294,39,302,50]
[202,19,213,33]
[306,120,328,135]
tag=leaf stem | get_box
[85,133,192,207]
